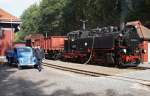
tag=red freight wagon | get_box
[25,34,67,59]
[25,34,44,47]
[50,36,66,50]
[43,38,48,52]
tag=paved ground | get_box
[139,63,150,69]
[0,64,150,96]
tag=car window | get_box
[17,48,31,52]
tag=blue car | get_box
[7,46,37,69]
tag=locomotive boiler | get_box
[63,24,144,67]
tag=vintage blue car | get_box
[7,46,37,69]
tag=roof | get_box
[127,21,150,41]
[24,34,44,40]
[0,8,20,22]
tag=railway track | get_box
[127,66,149,70]
[43,63,109,76]
[43,62,150,87]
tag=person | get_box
[6,49,14,65]
[33,46,44,72]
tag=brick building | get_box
[0,8,21,62]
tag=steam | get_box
[120,0,133,31]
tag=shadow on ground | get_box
[0,64,97,96]
[49,88,97,96]
[8,64,35,70]
[0,64,138,96]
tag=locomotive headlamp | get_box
[119,33,123,37]
[144,50,147,53]
[142,49,147,54]
[71,39,75,41]
[85,42,88,46]
[123,49,127,53]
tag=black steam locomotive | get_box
[63,24,144,67]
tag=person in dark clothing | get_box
[6,49,14,65]
[33,46,44,72]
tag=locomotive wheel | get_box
[116,57,124,68]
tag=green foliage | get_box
[19,0,150,40]
[38,0,68,35]
[21,4,40,34]
[15,32,26,42]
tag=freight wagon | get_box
[25,34,67,59]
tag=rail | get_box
[43,62,150,87]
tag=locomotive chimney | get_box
[80,19,88,31]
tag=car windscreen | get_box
[17,48,31,53]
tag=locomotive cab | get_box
[115,25,142,66]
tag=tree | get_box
[19,0,150,41]
[21,4,40,34]
[38,0,68,36]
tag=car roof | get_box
[15,46,32,49]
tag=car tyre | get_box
[18,65,22,70]
[34,65,38,69]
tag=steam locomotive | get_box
[26,22,145,67]
[63,23,144,67]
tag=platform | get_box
[0,56,7,64]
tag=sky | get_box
[0,0,41,17]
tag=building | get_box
[127,21,150,63]
[0,8,21,63]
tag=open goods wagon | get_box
[25,35,67,59]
